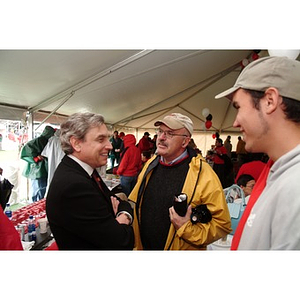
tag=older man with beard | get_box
[129,113,231,250]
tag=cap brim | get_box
[154,117,193,135]
[154,121,163,126]
[215,86,240,100]
[154,120,182,130]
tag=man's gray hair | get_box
[60,112,105,154]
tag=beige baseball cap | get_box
[154,113,193,136]
[215,56,300,101]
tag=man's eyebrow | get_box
[96,134,110,139]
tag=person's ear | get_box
[264,87,281,114]
[182,137,190,148]
[70,136,81,152]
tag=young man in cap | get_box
[215,56,300,250]
[129,113,231,250]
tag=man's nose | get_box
[233,117,240,128]
[158,134,166,140]
[106,141,113,149]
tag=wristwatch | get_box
[116,211,133,225]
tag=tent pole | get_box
[219,102,232,132]
[26,111,33,141]
[35,91,75,131]
[25,111,33,201]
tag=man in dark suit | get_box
[46,112,134,250]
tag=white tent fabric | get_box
[2,49,300,203]
[3,49,298,155]
[0,49,270,133]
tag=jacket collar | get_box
[67,154,94,177]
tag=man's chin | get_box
[98,158,108,166]
[156,148,166,156]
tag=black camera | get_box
[173,193,188,217]
[190,204,212,224]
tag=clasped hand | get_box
[169,205,192,230]
[111,196,132,225]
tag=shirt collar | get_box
[68,154,94,177]
[160,149,188,165]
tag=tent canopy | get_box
[0,49,270,133]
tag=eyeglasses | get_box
[156,128,188,139]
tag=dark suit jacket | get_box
[46,155,134,250]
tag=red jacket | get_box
[0,207,23,250]
[137,136,151,153]
[213,146,227,164]
[117,134,142,177]
[235,160,266,183]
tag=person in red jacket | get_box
[117,134,142,196]
[137,132,151,155]
[212,138,227,187]
[0,206,23,250]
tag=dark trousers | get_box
[213,163,225,188]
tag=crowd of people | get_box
[205,135,267,189]
[2,55,300,250]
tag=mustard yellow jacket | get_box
[129,152,232,250]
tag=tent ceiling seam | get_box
[28,50,154,113]
[114,60,242,128]
[92,50,212,92]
